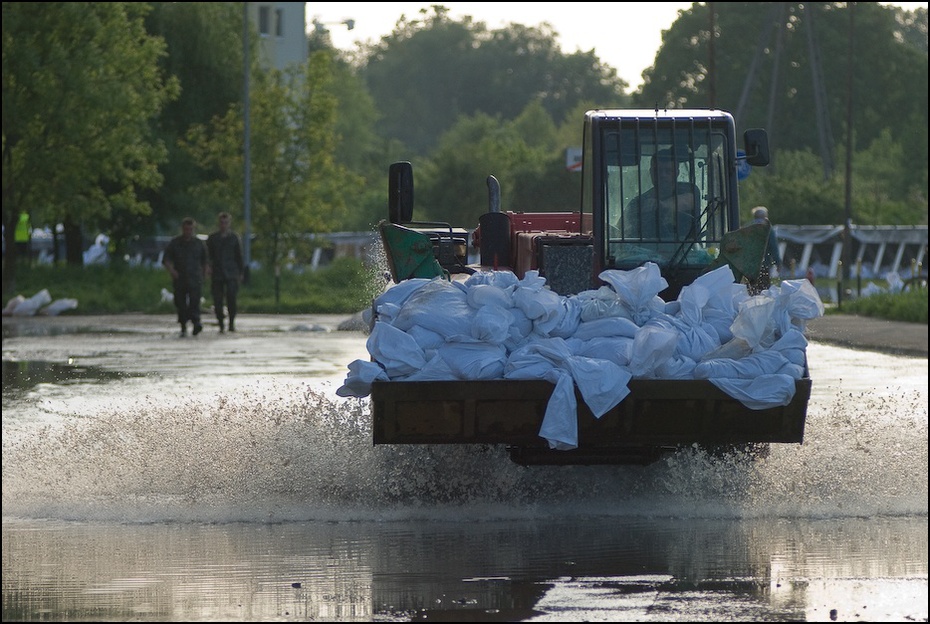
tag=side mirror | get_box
[388,161,414,224]
[743,129,770,167]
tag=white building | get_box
[247,2,307,71]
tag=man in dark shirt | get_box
[163,217,207,337]
[206,212,244,333]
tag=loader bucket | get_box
[378,220,445,282]
[705,221,769,282]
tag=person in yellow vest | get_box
[15,211,32,264]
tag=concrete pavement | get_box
[3,311,926,359]
[805,314,928,358]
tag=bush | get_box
[6,260,926,323]
[837,285,928,324]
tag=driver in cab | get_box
[621,148,700,240]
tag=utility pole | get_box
[242,2,252,281]
[843,2,856,281]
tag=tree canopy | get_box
[638,2,927,225]
[182,52,360,275]
[359,5,629,157]
[2,1,925,297]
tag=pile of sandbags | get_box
[338,262,824,449]
[2,289,78,316]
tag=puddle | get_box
[1,359,134,398]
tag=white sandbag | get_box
[2,295,26,316]
[655,355,697,379]
[504,305,534,351]
[40,298,78,316]
[466,283,514,309]
[693,350,788,380]
[513,271,562,322]
[336,359,388,397]
[463,269,520,291]
[599,263,668,325]
[403,353,455,381]
[709,373,797,409]
[504,337,573,375]
[572,316,639,341]
[373,278,432,324]
[675,272,713,326]
[629,320,680,378]
[770,329,809,368]
[575,285,634,322]
[407,324,445,350]
[771,279,826,336]
[11,289,52,316]
[701,336,752,362]
[438,342,507,380]
[665,313,721,361]
[471,304,514,343]
[548,298,582,339]
[566,336,634,367]
[566,355,632,418]
[537,371,579,450]
[731,295,777,351]
[366,321,426,378]
[391,278,473,340]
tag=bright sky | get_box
[309,2,927,89]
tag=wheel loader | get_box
[367,108,812,466]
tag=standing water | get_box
[2,314,927,622]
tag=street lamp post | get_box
[242,9,354,283]
[311,18,355,36]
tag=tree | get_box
[309,35,392,234]
[739,149,845,225]
[639,2,927,225]
[360,5,628,157]
[415,100,580,227]
[183,51,359,279]
[142,2,246,234]
[2,2,178,292]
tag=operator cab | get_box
[582,109,769,298]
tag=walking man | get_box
[206,212,244,333]
[163,217,207,336]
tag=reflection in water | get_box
[2,359,133,399]
[2,516,926,622]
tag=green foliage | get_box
[838,286,928,324]
[4,0,927,308]
[639,2,927,224]
[2,1,179,288]
[182,52,362,274]
[850,129,927,225]
[11,257,379,315]
[414,101,583,227]
[142,2,246,231]
[360,5,628,156]
[739,150,847,224]
[10,259,923,325]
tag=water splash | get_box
[2,379,926,524]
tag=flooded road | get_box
[2,314,927,622]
